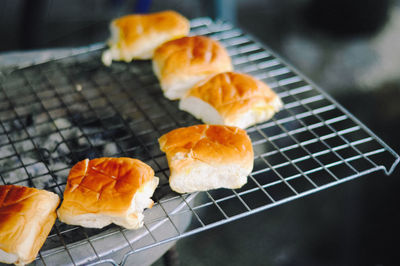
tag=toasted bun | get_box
[102,10,189,65]
[0,185,60,265]
[152,36,233,100]
[57,157,159,229]
[158,125,253,193]
[179,72,283,128]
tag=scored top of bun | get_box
[114,11,189,45]
[180,72,282,128]
[159,124,253,171]
[152,36,233,99]
[102,10,190,64]
[0,185,60,265]
[57,157,158,229]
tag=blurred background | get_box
[1,0,399,265]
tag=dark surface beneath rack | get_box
[159,163,400,266]
[0,18,399,265]
[156,87,400,264]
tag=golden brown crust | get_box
[0,185,59,265]
[185,72,280,123]
[113,10,189,48]
[58,157,155,216]
[153,36,233,85]
[158,125,253,168]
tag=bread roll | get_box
[152,36,233,100]
[179,72,283,129]
[57,157,159,229]
[102,10,189,65]
[0,185,60,265]
[158,125,253,193]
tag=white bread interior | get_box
[158,74,210,100]
[169,160,248,193]
[180,95,283,128]
[0,249,18,265]
[179,96,224,125]
[0,185,60,266]
[236,96,283,128]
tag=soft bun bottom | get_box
[169,161,249,194]
[162,75,208,100]
[179,96,283,129]
[152,58,211,100]
[179,96,224,124]
[0,249,18,265]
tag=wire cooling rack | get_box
[0,18,399,265]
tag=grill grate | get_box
[0,18,399,265]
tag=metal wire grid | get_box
[0,18,398,265]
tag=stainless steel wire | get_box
[0,18,398,265]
